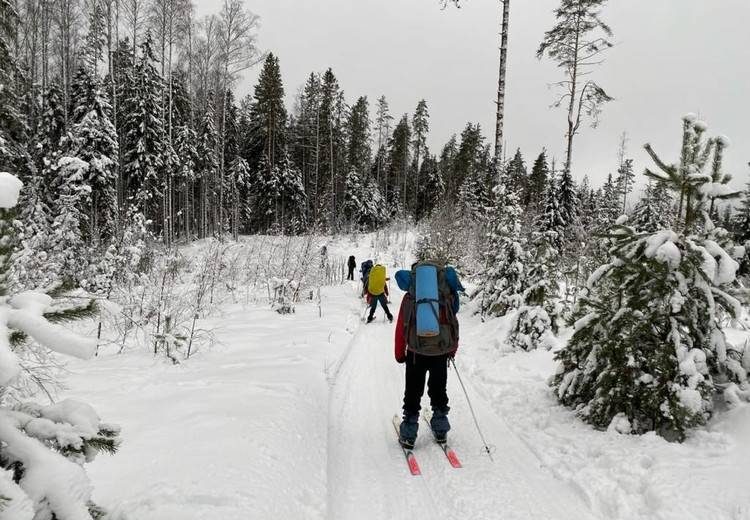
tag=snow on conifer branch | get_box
[551,117,748,440]
[0,173,119,519]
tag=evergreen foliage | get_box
[480,181,526,317]
[552,117,747,439]
[507,231,561,350]
[121,33,165,215]
[0,172,120,519]
[528,150,549,211]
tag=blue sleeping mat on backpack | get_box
[415,264,440,337]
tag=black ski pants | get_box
[347,267,355,280]
[368,293,392,320]
[402,352,450,417]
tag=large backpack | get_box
[367,264,387,296]
[403,261,459,356]
[360,260,373,281]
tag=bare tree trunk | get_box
[494,0,510,176]
[564,16,582,176]
[314,106,320,225]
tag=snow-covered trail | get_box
[61,260,598,518]
[327,289,598,520]
[64,284,365,520]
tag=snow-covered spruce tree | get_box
[597,173,621,230]
[277,154,307,233]
[121,32,165,219]
[506,149,528,206]
[507,230,561,351]
[68,66,119,241]
[195,94,220,237]
[734,167,750,276]
[631,180,674,233]
[527,149,549,215]
[0,0,27,176]
[49,158,92,285]
[540,172,565,249]
[479,180,526,317]
[416,153,444,221]
[0,171,120,520]
[342,167,367,228]
[552,116,746,439]
[616,158,636,214]
[556,167,579,242]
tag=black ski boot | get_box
[366,315,375,324]
[399,437,415,450]
[430,407,450,444]
[399,414,418,449]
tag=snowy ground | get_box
[58,232,749,520]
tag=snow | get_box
[655,241,681,269]
[40,233,750,520]
[0,469,34,520]
[683,113,697,123]
[716,134,731,147]
[8,291,53,315]
[41,400,101,438]
[459,303,750,520]
[644,230,678,259]
[6,308,97,360]
[703,240,739,285]
[0,411,94,520]
[607,413,632,434]
[0,171,23,209]
[0,309,22,385]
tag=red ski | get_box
[392,415,421,476]
[422,414,462,468]
[436,441,462,468]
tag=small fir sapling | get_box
[0,172,121,520]
[551,116,747,440]
[506,231,562,351]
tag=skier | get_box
[366,263,393,324]
[347,255,356,281]
[360,259,374,297]
[394,261,463,449]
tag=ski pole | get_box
[450,358,494,461]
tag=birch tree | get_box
[217,0,261,230]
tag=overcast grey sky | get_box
[198,0,750,192]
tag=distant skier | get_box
[360,259,374,297]
[347,255,356,281]
[366,263,393,324]
[393,261,463,449]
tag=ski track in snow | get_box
[326,288,597,520]
[58,234,748,520]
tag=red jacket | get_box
[394,294,458,363]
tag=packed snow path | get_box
[327,287,596,520]
[63,280,601,519]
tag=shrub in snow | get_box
[507,231,561,351]
[415,204,479,271]
[0,173,121,519]
[552,117,748,440]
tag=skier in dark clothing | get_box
[393,263,462,449]
[347,255,356,281]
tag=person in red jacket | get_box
[394,291,458,448]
